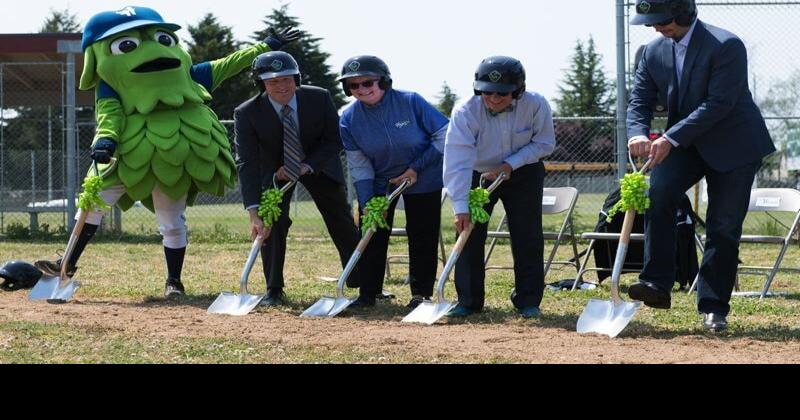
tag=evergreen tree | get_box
[551,36,616,163]
[435,82,458,117]
[554,36,614,117]
[39,8,81,33]
[186,13,256,120]
[252,5,346,109]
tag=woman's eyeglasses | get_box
[348,79,380,91]
[481,91,511,97]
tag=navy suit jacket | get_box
[234,86,346,209]
[627,20,775,172]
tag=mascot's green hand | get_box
[469,188,491,225]
[258,188,285,227]
[361,196,390,235]
[78,175,109,212]
[606,172,651,222]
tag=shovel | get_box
[30,160,116,304]
[577,159,652,338]
[403,173,507,325]
[207,179,296,316]
[301,180,411,318]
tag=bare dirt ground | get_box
[2,291,798,364]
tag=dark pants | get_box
[261,173,361,290]
[454,162,545,311]
[358,190,442,302]
[642,146,760,316]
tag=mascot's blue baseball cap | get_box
[81,6,181,51]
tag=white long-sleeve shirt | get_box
[443,92,556,214]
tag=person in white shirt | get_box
[443,56,556,319]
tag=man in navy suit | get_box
[626,0,775,331]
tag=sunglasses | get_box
[348,79,380,91]
[645,17,674,27]
[481,91,511,97]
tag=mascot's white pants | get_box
[77,185,189,249]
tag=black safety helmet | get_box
[251,51,302,92]
[473,56,526,99]
[631,0,697,27]
[337,55,392,97]
[0,260,43,291]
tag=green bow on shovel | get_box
[605,171,651,223]
[361,196,391,234]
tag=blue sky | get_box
[2,0,619,106]
[3,1,797,110]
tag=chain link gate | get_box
[0,62,69,237]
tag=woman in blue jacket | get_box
[338,55,449,309]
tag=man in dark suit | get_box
[234,51,362,307]
[626,0,775,331]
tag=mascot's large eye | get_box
[154,31,177,47]
[110,36,140,55]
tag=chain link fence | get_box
[1,1,799,241]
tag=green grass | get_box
[3,192,793,243]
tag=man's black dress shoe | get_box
[349,296,376,308]
[261,289,286,307]
[628,281,671,309]
[702,313,728,332]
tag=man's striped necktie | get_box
[281,104,305,181]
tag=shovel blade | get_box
[402,300,457,325]
[576,299,641,338]
[28,275,80,303]
[207,292,265,316]
[300,296,355,318]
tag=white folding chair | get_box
[485,187,581,279]
[689,188,800,300]
[385,193,448,280]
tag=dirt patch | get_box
[2,292,798,364]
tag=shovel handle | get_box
[332,181,412,298]
[58,209,88,288]
[239,235,266,295]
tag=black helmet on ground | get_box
[473,56,526,99]
[631,0,697,27]
[337,55,392,97]
[0,260,43,291]
[251,51,302,92]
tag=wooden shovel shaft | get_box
[334,180,412,298]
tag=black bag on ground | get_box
[592,188,700,289]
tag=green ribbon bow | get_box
[77,175,109,212]
[258,188,285,227]
[469,188,492,225]
[606,172,651,222]
[361,196,391,234]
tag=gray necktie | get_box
[281,105,304,181]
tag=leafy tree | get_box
[435,82,458,117]
[252,5,345,109]
[40,8,81,33]
[551,36,616,163]
[554,36,614,117]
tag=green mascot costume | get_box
[35,5,299,297]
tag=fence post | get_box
[0,63,4,233]
[58,40,81,230]
[615,0,628,182]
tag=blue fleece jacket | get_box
[340,89,449,208]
